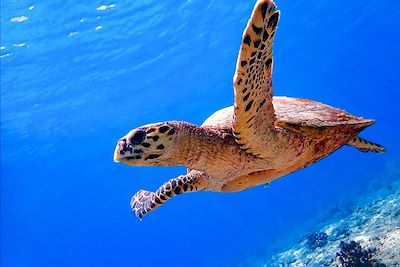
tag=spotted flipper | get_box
[347,136,386,153]
[131,171,207,220]
[232,0,280,157]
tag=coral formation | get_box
[336,240,386,267]
[306,232,328,250]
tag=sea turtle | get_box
[113,0,385,220]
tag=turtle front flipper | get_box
[131,171,207,220]
[232,0,281,157]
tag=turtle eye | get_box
[131,130,146,145]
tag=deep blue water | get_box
[1,0,399,266]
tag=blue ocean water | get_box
[1,0,399,266]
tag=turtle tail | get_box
[347,136,386,153]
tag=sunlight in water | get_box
[1,0,399,266]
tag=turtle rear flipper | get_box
[347,136,386,153]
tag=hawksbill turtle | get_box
[113,0,385,220]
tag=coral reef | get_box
[262,184,400,266]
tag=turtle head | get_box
[114,122,177,166]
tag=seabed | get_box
[262,162,400,267]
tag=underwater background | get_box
[1,0,399,266]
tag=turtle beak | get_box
[113,149,121,163]
[113,138,127,163]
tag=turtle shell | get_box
[202,96,374,138]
